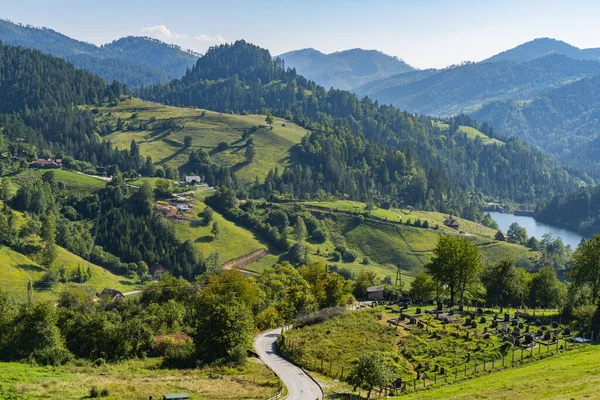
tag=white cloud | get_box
[194,34,226,43]
[142,25,187,39]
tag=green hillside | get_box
[99,98,307,182]
[0,245,136,304]
[172,198,279,272]
[402,345,600,399]
[173,197,536,280]
[433,122,504,146]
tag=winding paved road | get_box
[254,328,323,400]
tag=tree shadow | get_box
[119,280,136,286]
[157,147,187,165]
[17,263,45,273]
[195,235,215,243]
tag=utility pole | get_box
[395,264,403,287]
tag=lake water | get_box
[488,212,585,249]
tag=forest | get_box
[138,40,579,209]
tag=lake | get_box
[488,212,585,249]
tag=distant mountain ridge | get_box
[278,47,415,90]
[357,54,600,116]
[484,37,600,63]
[0,19,198,87]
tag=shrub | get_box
[331,251,342,262]
[311,228,327,243]
[161,342,197,369]
[216,141,230,151]
[362,256,371,265]
[294,307,346,328]
[342,249,359,263]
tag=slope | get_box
[138,40,579,207]
[402,345,600,399]
[360,54,600,116]
[471,75,600,176]
[0,245,136,304]
[278,48,415,90]
[99,98,308,182]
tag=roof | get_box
[367,285,384,292]
[100,288,124,298]
[184,175,201,182]
[443,216,460,227]
[163,394,190,400]
[31,159,60,166]
[150,263,168,275]
[155,333,192,343]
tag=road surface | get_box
[254,328,323,400]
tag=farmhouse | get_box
[176,204,191,212]
[367,285,384,300]
[150,263,168,280]
[100,288,124,301]
[494,230,506,241]
[30,157,62,169]
[443,215,460,229]
[184,175,201,185]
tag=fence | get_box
[279,329,590,397]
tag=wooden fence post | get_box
[512,349,515,363]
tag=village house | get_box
[443,215,460,230]
[367,285,384,300]
[184,175,201,185]
[176,204,190,213]
[30,157,62,169]
[149,263,168,280]
[494,230,506,241]
[100,288,124,301]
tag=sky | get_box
[3,0,600,69]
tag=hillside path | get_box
[254,328,323,400]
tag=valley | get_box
[0,8,599,400]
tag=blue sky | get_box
[3,0,600,68]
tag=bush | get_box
[216,141,230,151]
[362,256,370,265]
[294,307,346,328]
[311,228,327,243]
[342,249,359,263]
[33,347,73,366]
[161,342,197,369]
[331,251,342,262]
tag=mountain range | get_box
[0,19,198,87]
[277,48,414,90]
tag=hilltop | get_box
[278,47,415,90]
[485,37,600,63]
[0,19,198,87]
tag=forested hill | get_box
[277,48,415,90]
[0,19,198,87]
[471,75,600,179]
[0,42,148,174]
[355,54,600,116]
[138,40,578,208]
[537,185,600,235]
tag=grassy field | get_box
[433,122,504,146]
[0,245,136,304]
[402,345,600,399]
[100,98,307,182]
[0,357,281,399]
[172,200,280,272]
[8,169,105,196]
[283,307,586,399]
[305,201,537,275]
